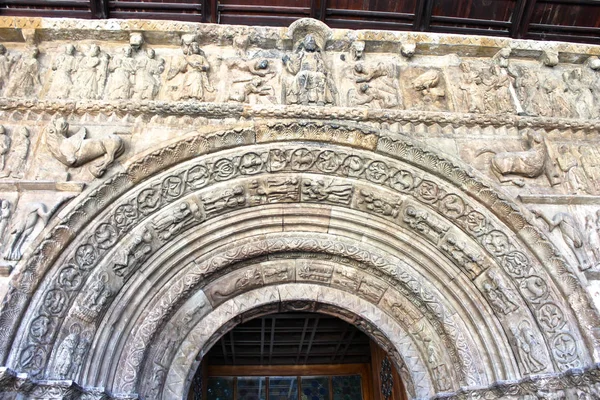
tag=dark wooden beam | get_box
[229,331,236,365]
[260,318,265,365]
[330,324,348,363]
[413,0,433,31]
[303,317,320,364]
[295,318,309,364]
[90,0,108,19]
[268,317,276,364]
[511,0,536,38]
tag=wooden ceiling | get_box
[1,0,600,45]
[205,313,372,366]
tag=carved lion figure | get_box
[44,117,125,177]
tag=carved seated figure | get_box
[282,34,336,106]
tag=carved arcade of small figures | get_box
[167,34,214,101]
[43,117,125,178]
[282,20,336,106]
[55,323,91,380]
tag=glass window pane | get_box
[301,376,330,400]
[237,377,266,400]
[207,377,234,400]
[332,376,362,400]
[269,376,298,400]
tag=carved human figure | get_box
[532,209,591,271]
[456,62,484,113]
[1,127,30,179]
[0,125,9,171]
[513,66,549,117]
[541,75,573,118]
[0,44,16,92]
[424,338,451,391]
[227,58,275,103]
[48,44,78,99]
[75,273,112,321]
[0,199,10,253]
[43,117,125,178]
[133,49,165,101]
[4,47,40,98]
[4,198,71,261]
[564,68,595,120]
[55,324,81,379]
[152,201,202,241]
[482,272,518,315]
[556,145,587,194]
[579,146,600,193]
[585,214,600,265]
[113,228,153,277]
[349,61,400,108]
[282,34,336,105]
[167,34,214,101]
[477,131,560,187]
[73,44,108,100]
[106,46,136,100]
[512,320,546,374]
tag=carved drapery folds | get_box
[0,17,599,400]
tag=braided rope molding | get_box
[1,99,600,135]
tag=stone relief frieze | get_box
[0,125,30,180]
[43,117,125,178]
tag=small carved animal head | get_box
[48,117,69,138]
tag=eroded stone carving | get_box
[48,45,77,99]
[0,199,10,254]
[481,271,518,315]
[43,117,125,178]
[4,197,72,261]
[0,44,16,93]
[133,49,165,101]
[106,47,136,100]
[73,44,109,100]
[167,34,214,101]
[512,320,547,374]
[532,209,591,271]
[0,127,30,179]
[73,273,113,322]
[477,131,560,187]
[283,19,336,105]
[55,323,90,379]
[4,47,40,98]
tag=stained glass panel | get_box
[237,377,267,400]
[332,376,362,400]
[301,377,330,400]
[269,376,298,400]
[207,377,234,400]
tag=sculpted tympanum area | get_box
[0,16,599,400]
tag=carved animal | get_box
[43,117,125,177]
[477,131,560,187]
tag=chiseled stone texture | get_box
[0,16,599,400]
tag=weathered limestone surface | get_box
[0,16,600,400]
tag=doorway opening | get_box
[189,312,407,400]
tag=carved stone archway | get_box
[0,121,599,399]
